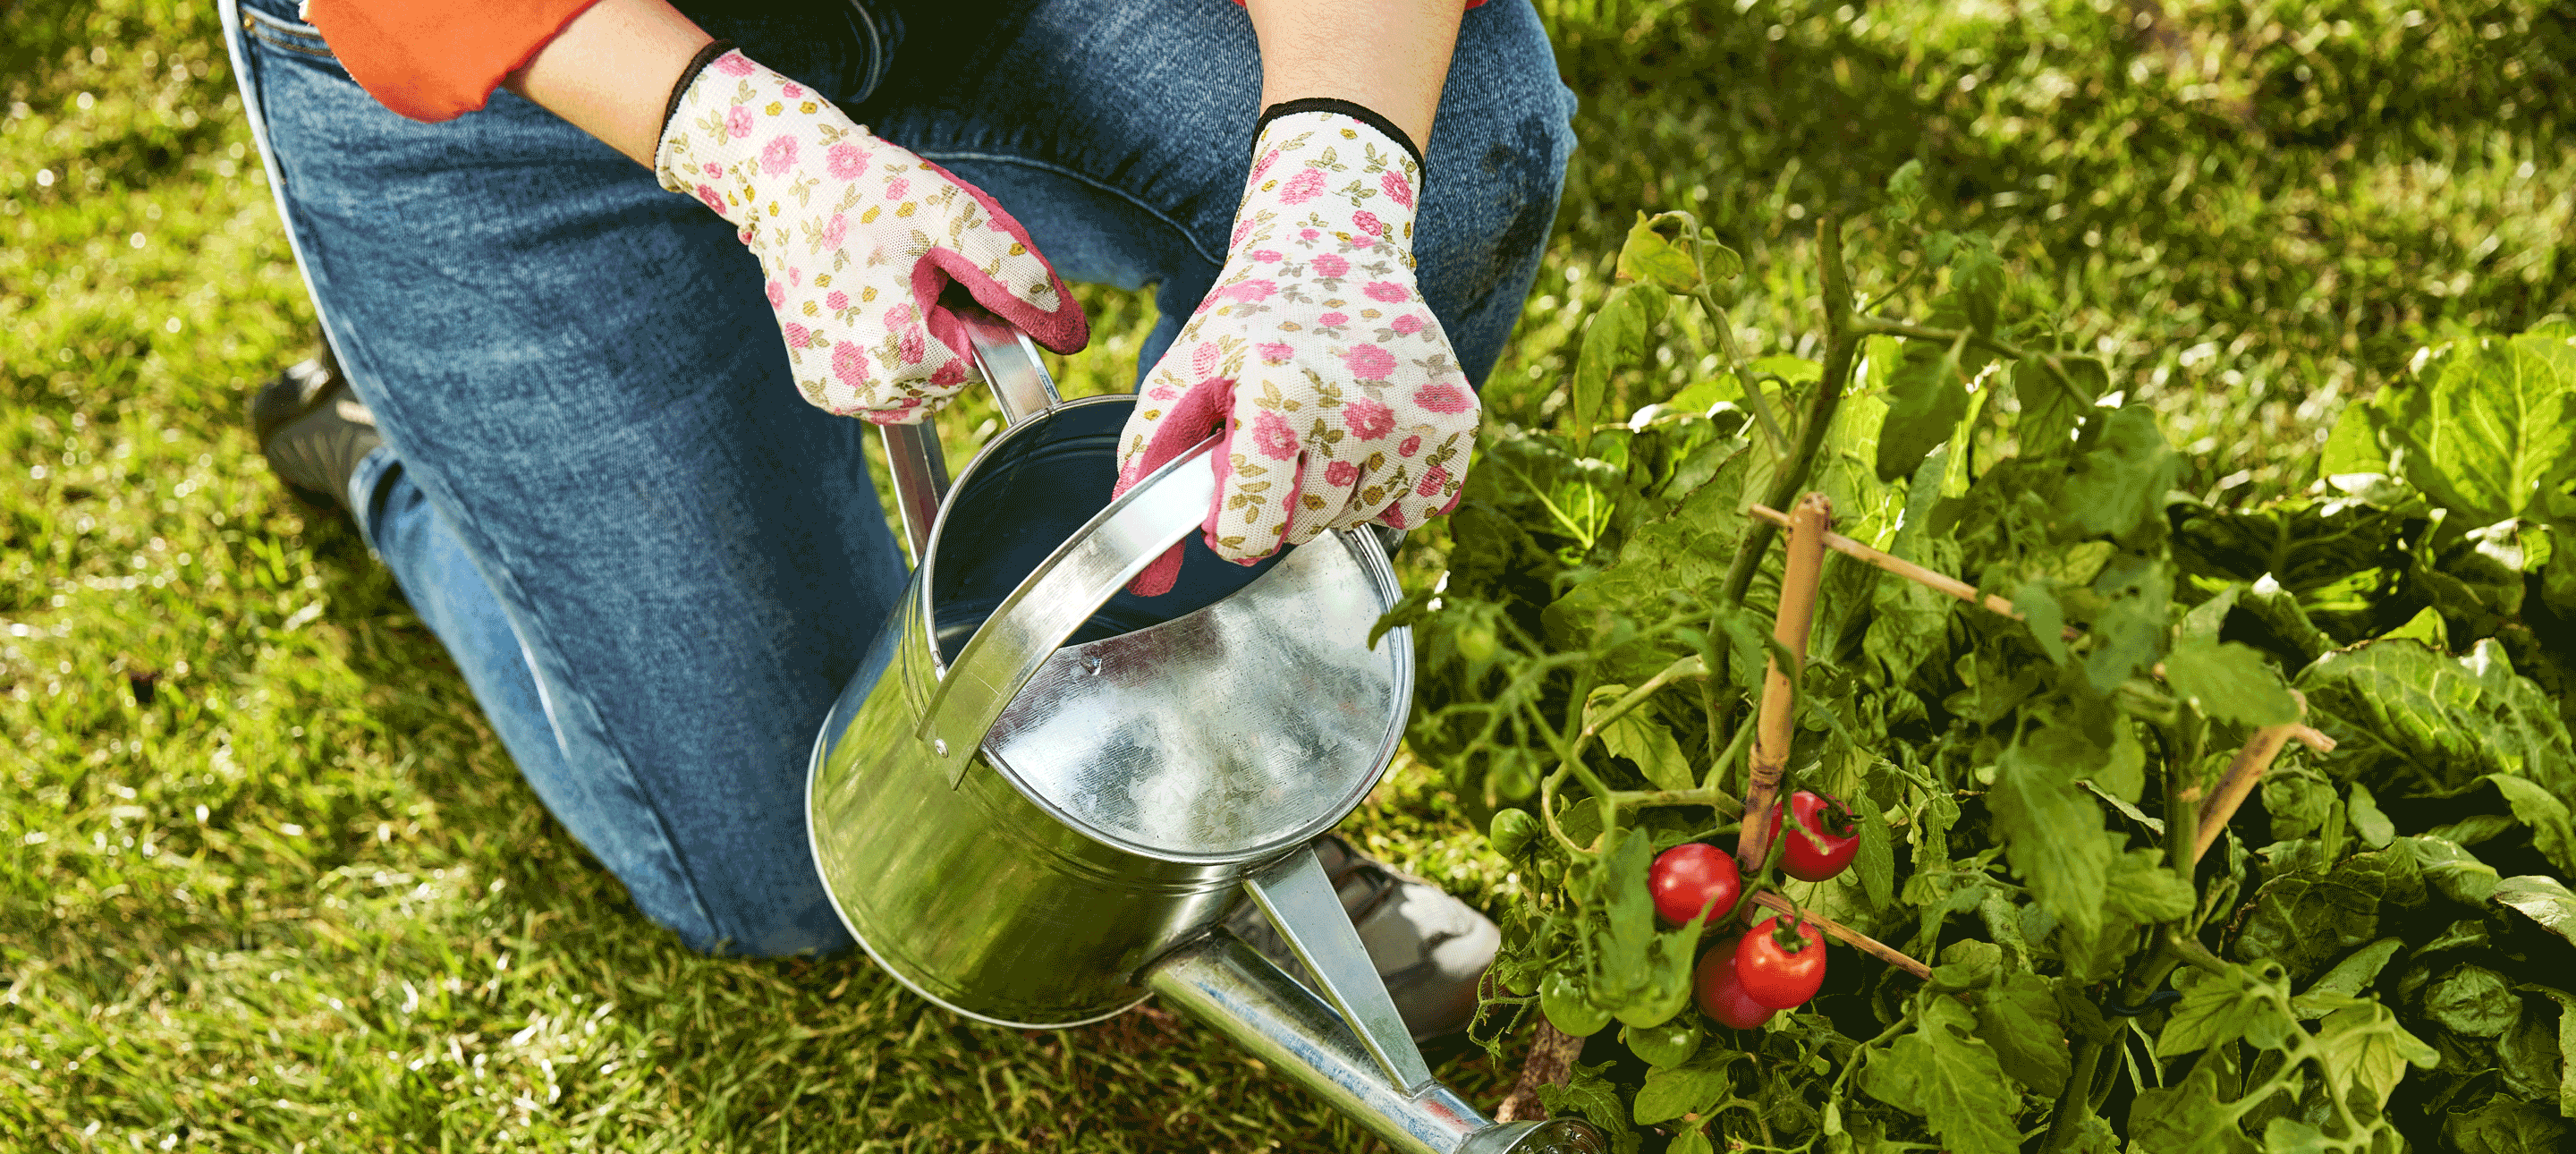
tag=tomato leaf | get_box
[2292,938,2404,1020]
[1632,1059,1731,1125]
[1617,212,1704,295]
[2161,637,2300,727]
[2127,1062,2259,1154]
[1853,793,1895,909]
[1976,972,2071,1094]
[1588,684,1695,792]
[1572,285,1667,438]
[2159,963,2297,1058]
[2011,356,2103,460]
[1862,997,2022,1154]
[2062,406,2181,539]
[2311,1002,2437,1108]
[1537,1061,1640,1154]
[1874,335,1970,483]
[1987,744,2112,940]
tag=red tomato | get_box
[1692,937,1775,1029]
[1648,843,1741,928]
[1770,790,1860,882]
[1733,915,1827,1009]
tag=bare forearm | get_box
[1244,0,1461,148]
[502,0,714,166]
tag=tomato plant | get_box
[1399,167,2576,1153]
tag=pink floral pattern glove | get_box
[654,49,1088,423]
[1114,110,1478,594]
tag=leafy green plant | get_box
[1394,168,2576,1151]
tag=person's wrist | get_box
[1253,98,1425,177]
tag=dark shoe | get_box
[250,350,379,515]
[1228,834,1502,1041]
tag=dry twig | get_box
[2190,692,2338,867]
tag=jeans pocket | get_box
[240,4,338,63]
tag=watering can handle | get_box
[902,303,1223,785]
[877,300,1064,564]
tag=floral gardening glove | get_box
[654,46,1088,423]
[1114,106,1478,596]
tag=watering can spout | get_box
[1142,846,1609,1154]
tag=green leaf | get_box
[2482,774,2576,874]
[2103,851,2197,923]
[2318,396,2392,479]
[1618,212,1704,294]
[2235,845,2425,981]
[2292,938,2403,1020]
[2516,984,2576,1119]
[2159,963,2296,1057]
[1950,241,2005,335]
[2011,356,2103,459]
[2443,1097,2571,1154]
[2426,963,2521,1038]
[2377,329,2576,523]
[1587,685,1694,792]
[1976,973,2071,1094]
[1590,828,1659,1003]
[1537,1061,1640,1154]
[2346,781,2396,849]
[2493,875,2576,950]
[1853,794,1895,908]
[2295,640,2576,797]
[2380,605,2451,651]
[1987,745,2111,939]
[2127,1062,2258,1154]
[2162,637,2300,726]
[1876,335,1971,483]
[2311,1001,2438,1107]
[1572,285,1667,437]
[1861,997,2022,1154]
[2405,836,2502,904]
[2063,406,2180,539]
[2011,580,2069,665]
[1883,158,1926,222]
[1633,1060,1731,1124]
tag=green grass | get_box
[3,0,2569,1149]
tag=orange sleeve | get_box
[306,0,605,123]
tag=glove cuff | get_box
[1241,107,1426,256]
[1253,98,1425,179]
[661,39,738,140]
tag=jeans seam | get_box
[913,150,1228,270]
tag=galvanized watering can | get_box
[805,306,1605,1154]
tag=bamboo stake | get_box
[1750,892,1932,980]
[1494,1021,1587,1123]
[1747,502,2025,622]
[1736,493,1833,876]
[2190,692,2338,868]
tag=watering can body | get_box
[804,307,1605,1154]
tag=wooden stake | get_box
[1750,891,1932,980]
[1746,502,2079,639]
[1494,1021,1587,1123]
[1736,493,1832,876]
[2190,692,2337,868]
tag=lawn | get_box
[3,0,2568,1150]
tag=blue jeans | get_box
[221,0,1575,955]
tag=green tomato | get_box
[1622,1020,1701,1069]
[1488,808,1538,861]
[1539,969,1613,1038]
[1454,623,1499,665]
[1487,753,1538,802]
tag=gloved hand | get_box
[654,47,1087,423]
[1114,107,1477,595]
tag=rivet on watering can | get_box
[1084,655,1102,675]
[932,738,948,756]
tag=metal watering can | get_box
[805,306,1605,1154]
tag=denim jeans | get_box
[220,0,1575,955]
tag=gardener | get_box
[224,0,1572,1038]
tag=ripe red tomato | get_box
[1733,915,1826,1009]
[1692,937,1775,1029]
[1770,790,1860,882]
[1648,843,1741,928]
